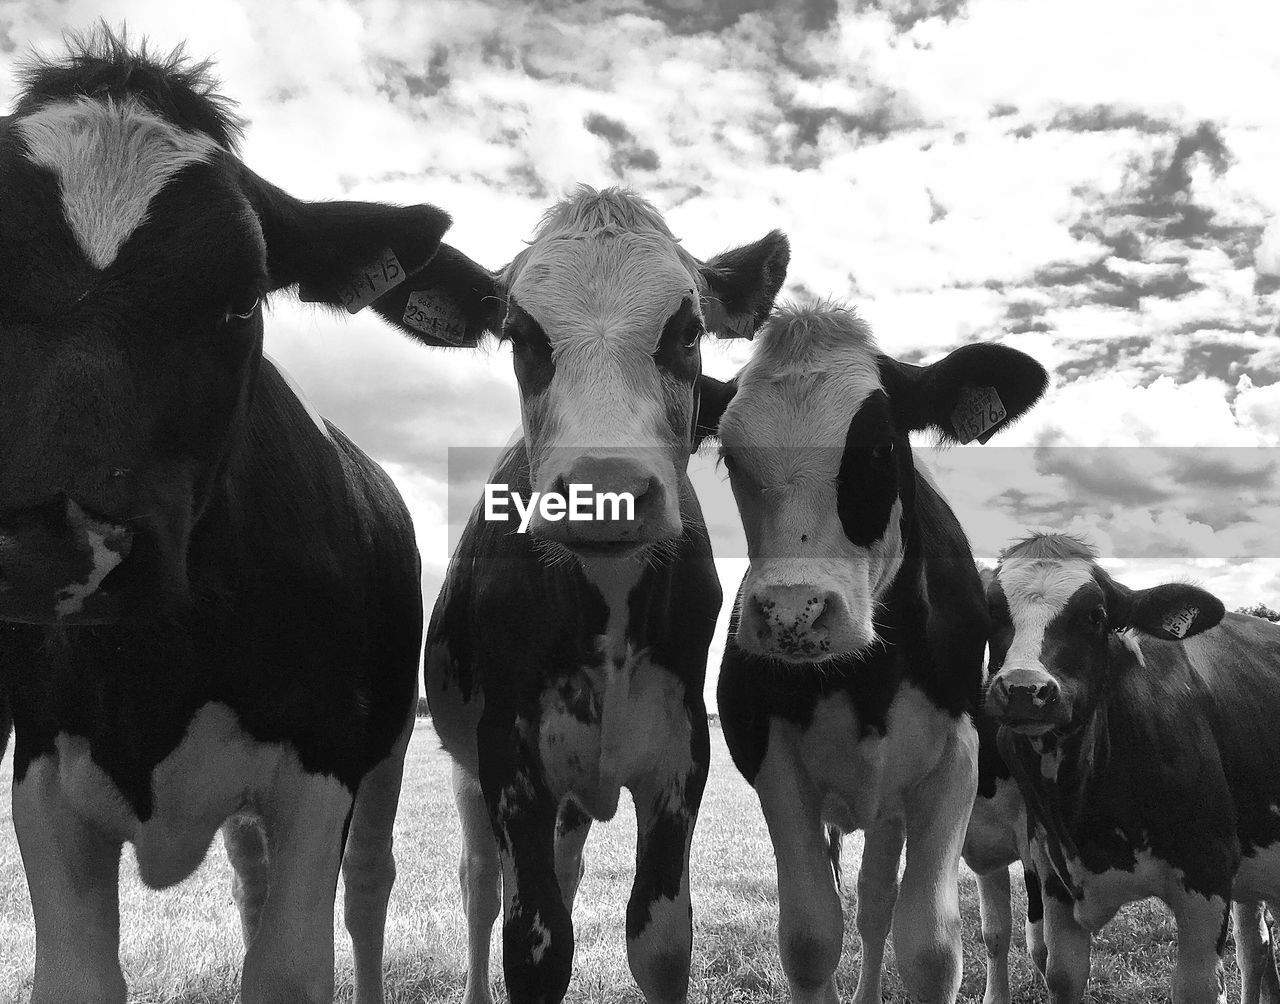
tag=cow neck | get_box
[998,710,1110,903]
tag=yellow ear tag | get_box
[402,291,471,345]
[1162,606,1199,639]
[334,248,406,314]
[951,386,1008,444]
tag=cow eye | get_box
[871,440,894,461]
[1088,605,1107,630]
[225,297,260,322]
[503,308,551,353]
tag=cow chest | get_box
[27,701,339,889]
[759,685,967,832]
[535,641,692,821]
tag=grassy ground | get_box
[0,720,1242,1002]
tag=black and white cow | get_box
[0,33,453,1003]
[697,304,1047,1003]
[985,533,1280,1004]
[375,187,789,1003]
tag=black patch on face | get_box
[653,297,702,381]
[985,580,1013,674]
[837,390,901,547]
[1037,583,1110,720]
[504,299,555,397]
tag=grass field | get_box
[0,719,1244,1003]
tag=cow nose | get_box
[987,672,1061,724]
[743,585,839,659]
[536,455,671,547]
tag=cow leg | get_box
[756,745,842,1003]
[240,765,354,1004]
[625,713,709,1004]
[454,762,502,1004]
[851,818,904,1004]
[891,730,977,1004]
[1041,885,1090,1004]
[554,800,592,913]
[976,867,1013,1004]
[12,754,126,1004]
[1236,900,1280,1004]
[1023,866,1047,977]
[479,722,574,1004]
[1171,894,1230,1004]
[342,708,415,1004]
[222,812,270,948]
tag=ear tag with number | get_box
[299,248,407,313]
[1162,606,1199,639]
[951,386,1008,444]
[402,291,474,346]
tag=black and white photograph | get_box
[1,0,1278,1001]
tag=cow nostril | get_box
[1036,684,1058,706]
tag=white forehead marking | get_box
[997,554,1097,622]
[721,305,883,485]
[504,187,704,354]
[16,97,218,269]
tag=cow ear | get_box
[1125,582,1225,641]
[367,243,507,348]
[238,165,451,310]
[880,344,1048,444]
[694,374,738,449]
[699,231,790,340]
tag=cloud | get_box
[5,0,1280,683]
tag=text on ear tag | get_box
[402,291,472,346]
[1162,606,1199,638]
[335,248,406,314]
[951,386,1007,444]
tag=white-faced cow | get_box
[0,33,453,1004]
[985,533,1280,1004]
[697,304,1048,1003]
[372,187,789,1003]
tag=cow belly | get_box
[1235,841,1280,900]
[790,685,965,831]
[538,656,692,821]
[50,702,304,888]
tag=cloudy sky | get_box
[3,0,1278,702]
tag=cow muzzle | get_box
[0,494,137,624]
[985,668,1069,733]
[737,582,869,662]
[528,453,679,555]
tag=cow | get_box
[0,31,456,1004]
[696,303,1048,1003]
[366,186,788,1003]
[984,532,1280,1004]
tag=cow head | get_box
[0,31,452,624]
[373,186,789,560]
[700,304,1047,662]
[984,533,1225,734]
